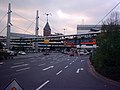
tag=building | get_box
[77,25,102,34]
[43,22,51,36]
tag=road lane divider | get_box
[16,67,30,72]
[36,80,50,90]
[65,65,69,69]
[0,62,4,65]
[11,64,29,68]
[42,66,54,71]
[56,70,62,76]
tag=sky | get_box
[0,0,120,36]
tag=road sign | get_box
[5,79,23,90]
[44,39,49,44]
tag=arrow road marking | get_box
[76,68,80,74]
[80,68,84,71]
[36,80,50,90]
[43,66,54,71]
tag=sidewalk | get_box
[14,52,43,59]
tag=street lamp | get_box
[63,28,67,35]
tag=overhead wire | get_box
[0,26,7,34]
[0,13,7,24]
[12,25,34,35]
[94,1,120,27]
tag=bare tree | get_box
[101,11,120,33]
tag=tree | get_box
[91,11,120,81]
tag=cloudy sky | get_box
[0,0,120,36]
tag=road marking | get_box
[43,66,54,71]
[65,65,68,69]
[14,62,24,65]
[56,70,62,75]
[36,80,50,90]
[0,62,4,65]
[38,63,46,66]
[16,67,30,72]
[69,63,72,65]
[80,68,84,71]
[81,60,85,62]
[76,68,80,73]
[11,64,29,68]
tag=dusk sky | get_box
[0,0,120,36]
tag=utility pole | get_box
[6,3,12,49]
[35,10,39,52]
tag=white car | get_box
[80,49,89,55]
[18,51,26,55]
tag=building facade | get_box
[43,22,51,36]
[77,25,102,34]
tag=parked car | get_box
[18,51,26,55]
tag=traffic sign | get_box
[5,79,23,90]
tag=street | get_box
[0,52,120,90]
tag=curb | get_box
[87,59,120,87]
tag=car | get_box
[18,51,26,55]
[80,49,89,55]
[69,51,74,56]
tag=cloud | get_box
[0,0,120,36]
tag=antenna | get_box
[44,13,52,22]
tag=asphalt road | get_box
[0,52,120,90]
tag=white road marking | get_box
[14,62,24,65]
[11,64,29,68]
[36,80,50,90]
[76,68,80,73]
[69,63,72,65]
[38,63,46,66]
[0,62,4,65]
[56,70,62,75]
[80,68,84,71]
[16,67,30,72]
[65,65,68,69]
[43,66,54,71]
[81,60,85,62]
[67,59,69,61]
[72,61,75,63]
